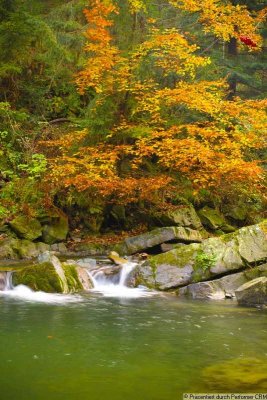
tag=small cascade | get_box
[0,271,82,304]
[87,260,153,298]
[0,257,154,301]
[0,271,12,291]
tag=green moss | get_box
[198,207,226,230]
[11,240,38,259]
[151,244,200,269]
[202,358,267,391]
[12,262,64,293]
[244,267,261,281]
[62,264,83,292]
[42,215,69,244]
[190,249,217,283]
[9,216,42,241]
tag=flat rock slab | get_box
[118,226,203,255]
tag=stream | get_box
[0,261,267,399]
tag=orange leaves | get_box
[53,0,266,207]
[130,113,265,195]
[45,128,172,204]
[76,0,124,94]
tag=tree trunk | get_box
[227,37,238,100]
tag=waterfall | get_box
[88,260,136,288]
[87,261,152,298]
[0,272,12,291]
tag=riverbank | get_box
[0,219,266,307]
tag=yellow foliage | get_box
[128,0,147,14]
[46,0,266,206]
[169,0,266,47]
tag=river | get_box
[0,289,267,399]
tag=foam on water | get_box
[91,284,155,298]
[88,260,154,298]
[1,284,83,304]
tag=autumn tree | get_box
[45,0,266,216]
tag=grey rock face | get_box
[235,277,267,306]
[137,221,267,290]
[178,264,267,300]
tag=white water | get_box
[88,261,154,298]
[0,259,154,302]
[0,271,12,291]
[1,284,83,304]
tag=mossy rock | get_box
[112,242,128,256]
[198,207,235,232]
[42,215,69,244]
[0,238,20,259]
[225,204,248,222]
[148,205,203,230]
[9,216,42,241]
[12,262,65,293]
[122,226,203,255]
[62,263,83,293]
[202,358,267,391]
[139,221,267,290]
[11,240,39,259]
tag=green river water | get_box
[0,291,267,400]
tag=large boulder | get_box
[13,261,69,293]
[224,204,248,222]
[12,240,40,259]
[0,238,19,259]
[42,214,69,244]
[114,226,203,256]
[9,216,42,241]
[149,205,203,230]
[235,277,267,306]
[178,264,267,299]
[136,221,267,290]
[75,266,93,290]
[13,253,91,293]
[197,206,236,232]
